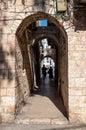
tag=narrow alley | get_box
[0,0,86,125]
[15,76,68,124]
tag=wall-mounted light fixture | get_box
[57,0,67,12]
[52,0,71,21]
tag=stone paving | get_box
[14,77,68,125]
[0,124,86,130]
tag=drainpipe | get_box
[52,0,57,16]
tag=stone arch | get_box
[15,12,67,58]
[41,55,55,63]
[14,11,67,57]
[15,11,68,62]
[33,34,58,47]
[16,12,67,39]
[15,10,68,121]
[16,12,67,59]
[31,29,66,56]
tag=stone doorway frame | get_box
[15,11,68,120]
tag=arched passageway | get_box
[15,12,68,124]
[0,0,86,124]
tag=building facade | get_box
[0,0,86,123]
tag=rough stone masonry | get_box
[0,0,86,124]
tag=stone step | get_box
[15,118,68,125]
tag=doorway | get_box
[15,12,68,124]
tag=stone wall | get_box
[60,51,68,116]
[0,30,16,122]
[0,2,16,121]
[0,0,86,124]
[15,39,30,115]
[68,29,86,123]
[0,0,54,122]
